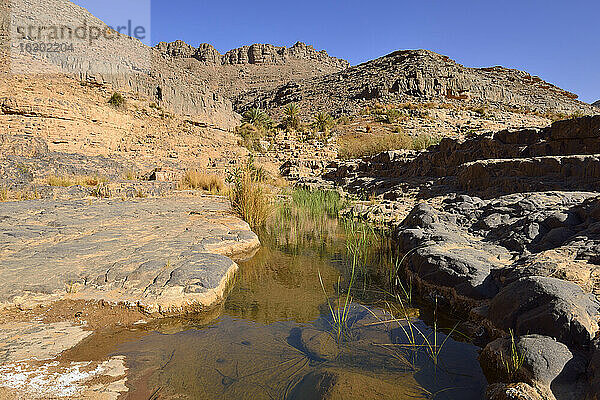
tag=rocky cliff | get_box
[237,49,597,118]
[593,100,600,108]
[155,40,349,69]
[4,0,237,126]
[154,40,350,99]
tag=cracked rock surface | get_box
[0,196,260,315]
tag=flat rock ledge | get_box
[0,196,260,315]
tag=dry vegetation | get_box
[46,175,107,187]
[228,163,272,228]
[338,131,441,159]
[0,186,41,202]
[178,170,226,194]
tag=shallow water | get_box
[93,212,487,399]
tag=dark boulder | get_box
[488,277,599,348]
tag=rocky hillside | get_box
[593,100,600,108]
[237,49,597,118]
[4,0,237,125]
[155,40,349,69]
[155,40,350,98]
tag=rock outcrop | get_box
[0,197,260,315]
[237,49,597,117]
[154,40,350,99]
[480,335,587,399]
[7,0,237,125]
[322,115,600,199]
[156,40,349,69]
[593,100,600,108]
[316,116,600,399]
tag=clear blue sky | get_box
[76,0,599,103]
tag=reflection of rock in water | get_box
[224,243,342,324]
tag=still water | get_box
[77,209,487,399]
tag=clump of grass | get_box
[291,189,347,218]
[412,133,441,151]
[0,186,38,202]
[338,132,412,159]
[389,250,419,303]
[319,268,355,345]
[123,169,137,181]
[179,170,225,194]
[46,174,106,187]
[372,297,458,370]
[501,329,525,381]
[344,219,377,278]
[229,164,272,228]
[108,92,125,108]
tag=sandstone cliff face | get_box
[237,49,597,117]
[5,0,238,127]
[154,40,350,99]
[155,40,350,69]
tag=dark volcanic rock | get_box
[487,277,599,348]
[395,202,511,301]
[480,335,584,387]
[394,192,600,304]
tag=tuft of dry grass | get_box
[179,170,225,194]
[412,133,442,151]
[229,168,272,228]
[338,132,412,159]
[0,186,41,202]
[46,175,106,187]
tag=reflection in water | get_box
[111,202,487,399]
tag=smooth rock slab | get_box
[0,196,260,314]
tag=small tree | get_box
[313,112,334,134]
[282,103,301,131]
[242,108,272,129]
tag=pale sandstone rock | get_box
[0,196,260,315]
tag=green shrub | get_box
[235,123,264,152]
[242,108,272,129]
[108,92,125,107]
[282,103,301,131]
[313,112,334,133]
